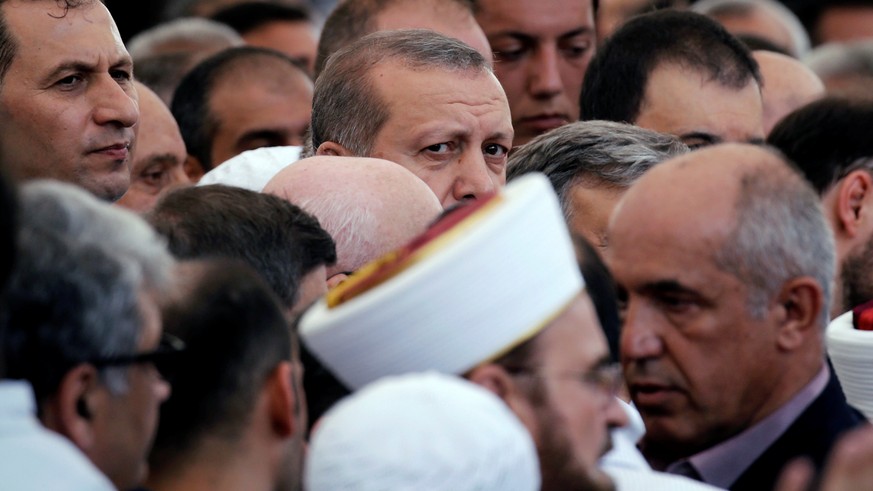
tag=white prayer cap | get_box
[827,311,873,420]
[299,173,583,390]
[305,372,541,491]
[196,146,300,191]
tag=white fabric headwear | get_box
[827,311,873,420]
[299,173,584,390]
[196,146,300,191]
[305,372,540,491]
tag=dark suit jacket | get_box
[728,370,867,491]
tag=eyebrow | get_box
[492,27,594,42]
[639,279,700,297]
[40,56,133,87]
[236,129,290,147]
[679,132,721,147]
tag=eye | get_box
[139,164,169,189]
[559,37,593,60]
[483,143,508,158]
[111,69,132,82]
[492,41,527,63]
[56,74,83,89]
[424,142,452,154]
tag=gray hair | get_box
[309,29,491,156]
[714,150,835,327]
[507,121,688,222]
[692,0,811,57]
[805,40,873,83]
[128,18,244,104]
[6,181,175,398]
[293,193,377,274]
[20,181,173,291]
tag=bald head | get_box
[754,51,825,135]
[263,156,442,278]
[610,143,833,322]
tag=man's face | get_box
[476,0,596,147]
[512,293,626,491]
[91,292,171,489]
[0,0,138,201]
[242,21,319,76]
[117,84,189,213]
[207,67,312,167]
[606,175,781,462]
[367,64,513,207]
[634,62,765,149]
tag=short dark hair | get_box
[768,97,873,195]
[170,46,306,170]
[580,10,761,124]
[211,1,312,35]
[314,0,475,78]
[147,185,336,309]
[149,259,293,469]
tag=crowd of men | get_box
[3,0,873,490]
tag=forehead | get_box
[371,63,510,127]
[209,65,312,121]
[476,0,594,34]
[635,62,764,144]
[2,0,127,71]
[534,292,608,368]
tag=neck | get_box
[147,436,276,491]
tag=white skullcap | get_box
[827,311,873,420]
[305,372,541,491]
[196,146,300,191]
[299,173,583,390]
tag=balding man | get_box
[263,156,442,287]
[118,82,190,213]
[607,143,865,490]
[172,46,312,181]
[753,50,824,135]
[310,30,513,207]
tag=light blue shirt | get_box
[0,380,115,490]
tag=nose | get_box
[620,302,664,362]
[449,152,499,204]
[92,75,139,129]
[605,396,630,429]
[155,376,171,403]
[528,45,564,99]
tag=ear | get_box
[326,272,349,289]
[183,155,206,183]
[265,361,296,439]
[43,364,102,452]
[315,141,353,157]
[467,363,537,431]
[774,277,825,352]
[834,170,873,239]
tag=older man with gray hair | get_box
[2,181,177,490]
[607,143,865,489]
[508,121,688,251]
[310,29,513,208]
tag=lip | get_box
[91,142,131,161]
[629,381,681,408]
[518,114,570,132]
